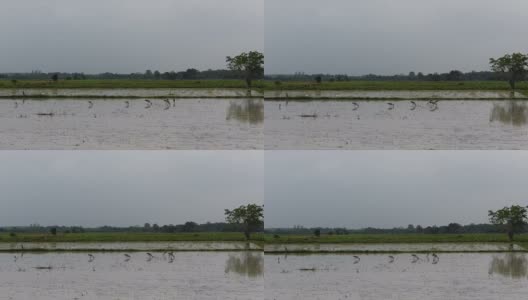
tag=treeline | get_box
[0,221,264,234]
[265,70,521,82]
[266,223,528,235]
[0,68,254,81]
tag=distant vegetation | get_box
[264,233,528,244]
[0,79,264,89]
[0,220,264,236]
[0,232,264,243]
[266,222,528,236]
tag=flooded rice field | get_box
[265,90,526,99]
[0,241,262,251]
[265,100,528,149]
[0,88,262,98]
[0,98,263,149]
[0,251,263,300]
[265,252,528,300]
[265,243,524,253]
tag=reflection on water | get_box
[490,101,528,126]
[265,100,528,150]
[226,99,264,124]
[489,253,528,278]
[225,252,263,277]
[0,251,262,300]
[0,98,263,149]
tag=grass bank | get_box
[0,232,264,243]
[0,79,264,89]
[264,80,528,92]
[264,233,528,244]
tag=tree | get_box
[182,221,198,232]
[488,205,528,241]
[314,228,321,237]
[145,70,153,78]
[489,53,528,91]
[51,73,59,82]
[314,75,322,83]
[50,227,57,235]
[226,51,264,88]
[224,204,263,240]
[154,70,161,80]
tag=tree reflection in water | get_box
[226,99,263,124]
[490,101,527,126]
[225,252,263,277]
[489,253,528,278]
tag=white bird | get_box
[410,101,416,110]
[387,102,394,110]
[353,256,360,264]
[388,255,395,263]
[88,101,93,109]
[144,100,152,108]
[88,254,95,262]
[352,102,359,111]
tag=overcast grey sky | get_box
[0,151,263,227]
[0,0,263,73]
[265,151,528,229]
[265,0,528,75]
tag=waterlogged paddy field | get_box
[0,98,263,149]
[0,241,262,251]
[0,88,262,98]
[265,252,528,300]
[264,243,524,253]
[265,100,528,149]
[264,90,526,99]
[0,251,263,300]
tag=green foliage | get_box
[0,232,264,243]
[489,205,528,241]
[225,204,264,240]
[226,51,264,88]
[263,233,528,244]
[490,53,528,90]
[262,80,528,91]
[50,228,57,235]
[0,79,264,89]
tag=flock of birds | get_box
[11,98,177,114]
[277,252,440,269]
[10,251,178,272]
[280,99,441,118]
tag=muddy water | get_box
[0,98,263,149]
[0,88,262,98]
[265,100,528,149]
[265,243,523,253]
[265,252,528,300]
[265,90,526,99]
[0,241,262,251]
[0,251,263,300]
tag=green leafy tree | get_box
[489,53,528,91]
[51,73,59,82]
[224,204,263,240]
[488,205,528,241]
[226,51,264,88]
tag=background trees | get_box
[490,53,528,91]
[226,51,264,88]
[225,204,264,240]
[489,205,528,241]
